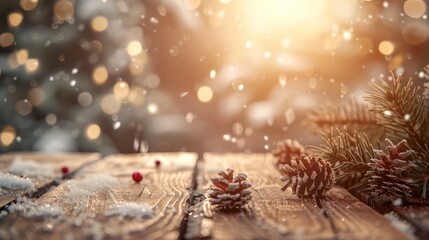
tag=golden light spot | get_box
[378,41,395,55]
[15,100,33,116]
[210,70,216,79]
[127,41,142,56]
[25,58,39,72]
[404,0,426,18]
[129,87,146,105]
[20,0,38,11]
[85,124,101,140]
[92,66,108,85]
[197,85,213,103]
[0,125,16,147]
[8,12,24,27]
[129,53,147,76]
[91,16,109,32]
[54,0,74,21]
[184,0,201,10]
[231,79,244,91]
[0,33,15,48]
[113,81,130,102]
[342,31,352,41]
[16,49,28,65]
[45,113,57,125]
[147,103,159,114]
[28,87,45,106]
[101,94,121,115]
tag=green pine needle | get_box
[310,128,374,191]
[306,97,382,139]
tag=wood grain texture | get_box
[0,152,100,207]
[190,153,335,240]
[320,188,412,240]
[394,205,429,240]
[194,153,413,240]
[0,153,197,240]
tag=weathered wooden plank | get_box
[186,153,335,240]
[0,153,197,240]
[0,152,101,207]
[394,205,429,240]
[320,188,412,240]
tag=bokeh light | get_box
[91,16,109,32]
[20,0,38,11]
[0,125,16,147]
[379,41,395,55]
[15,100,32,116]
[1,0,429,155]
[0,33,15,48]
[184,0,201,10]
[24,58,39,72]
[101,94,121,115]
[404,0,427,18]
[197,86,214,103]
[8,12,24,28]
[54,0,74,21]
[92,66,108,85]
[127,41,142,56]
[86,124,101,140]
[28,87,45,106]
[113,81,130,102]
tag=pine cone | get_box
[367,139,415,205]
[279,154,335,197]
[272,139,306,167]
[208,168,252,209]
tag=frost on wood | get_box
[384,212,415,238]
[64,173,119,204]
[104,203,154,219]
[2,197,63,218]
[8,158,60,179]
[0,173,35,191]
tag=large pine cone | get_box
[273,139,306,167]
[208,168,252,209]
[279,154,335,197]
[367,139,415,205]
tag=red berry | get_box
[155,159,161,168]
[61,166,69,174]
[132,172,143,183]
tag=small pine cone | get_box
[279,154,335,197]
[367,139,415,205]
[272,139,306,167]
[209,168,252,209]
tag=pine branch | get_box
[409,145,429,199]
[424,65,429,107]
[364,74,429,151]
[306,97,382,139]
[365,74,429,198]
[310,128,374,191]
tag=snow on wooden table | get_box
[0,152,426,239]
[0,152,101,208]
[0,153,197,240]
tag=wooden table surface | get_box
[0,152,426,240]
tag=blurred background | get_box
[0,0,428,155]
